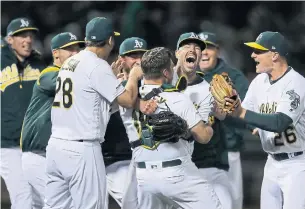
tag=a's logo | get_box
[91,36,96,40]
[199,34,208,40]
[20,19,29,27]
[256,33,263,41]
[69,33,77,41]
[189,32,199,39]
[193,102,200,110]
[286,90,300,111]
[134,40,143,48]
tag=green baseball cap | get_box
[6,17,39,36]
[198,32,219,47]
[51,32,85,50]
[119,37,148,56]
[244,31,289,56]
[177,32,206,50]
[85,17,120,42]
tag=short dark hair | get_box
[141,47,172,80]
[85,40,106,47]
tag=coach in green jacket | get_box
[1,17,46,209]
[198,32,249,209]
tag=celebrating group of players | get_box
[1,16,305,209]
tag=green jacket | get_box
[202,58,249,151]
[1,45,46,148]
[21,66,59,153]
[192,113,229,171]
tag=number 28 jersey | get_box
[242,68,305,154]
[51,50,125,142]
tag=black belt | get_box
[269,151,304,161]
[136,159,182,169]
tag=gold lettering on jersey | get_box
[193,102,200,110]
[61,59,80,72]
[0,64,40,91]
[259,102,277,114]
[208,115,215,125]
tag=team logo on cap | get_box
[69,33,77,41]
[134,40,143,48]
[256,34,263,41]
[199,34,208,40]
[189,32,199,39]
[20,19,29,27]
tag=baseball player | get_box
[111,37,148,81]
[174,32,233,209]
[125,46,222,209]
[216,31,305,209]
[198,32,249,209]
[43,17,147,209]
[1,17,46,209]
[21,32,84,209]
[103,37,148,207]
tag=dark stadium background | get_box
[1,1,305,209]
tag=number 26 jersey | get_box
[242,68,305,154]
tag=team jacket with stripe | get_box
[21,65,59,153]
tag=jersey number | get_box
[274,125,297,146]
[53,77,73,108]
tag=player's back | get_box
[51,50,117,141]
[133,85,202,162]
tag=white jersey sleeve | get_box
[119,106,139,143]
[183,80,212,122]
[241,75,258,111]
[89,64,125,103]
[177,94,202,129]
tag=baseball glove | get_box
[146,111,189,143]
[210,72,240,113]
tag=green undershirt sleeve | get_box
[224,111,293,133]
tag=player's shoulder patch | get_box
[37,66,60,85]
[286,89,301,111]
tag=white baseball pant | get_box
[0,147,32,209]
[199,168,233,209]
[260,153,305,209]
[22,152,46,209]
[135,156,223,209]
[227,151,243,209]
[105,160,131,208]
[121,158,176,209]
[43,138,106,209]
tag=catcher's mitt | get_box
[210,72,240,113]
[146,111,188,143]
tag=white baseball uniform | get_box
[0,148,32,209]
[183,77,233,209]
[129,84,222,209]
[242,67,305,209]
[118,84,176,209]
[43,50,125,209]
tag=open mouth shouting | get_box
[185,53,197,69]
